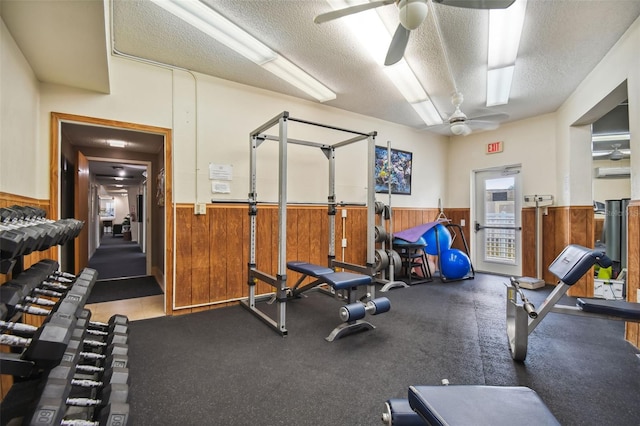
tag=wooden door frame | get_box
[50,112,173,315]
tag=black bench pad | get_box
[286,261,371,290]
[408,385,560,426]
[577,298,640,320]
[287,261,333,277]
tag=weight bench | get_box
[286,261,390,341]
[383,385,560,425]
[507,244,640,361]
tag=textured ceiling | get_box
[112,0,640,132]
[2,0,638,188]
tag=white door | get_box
[473,166,522,276]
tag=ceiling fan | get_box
[428,92,509,136]
[592,144,629,161]
[314,0,516,66]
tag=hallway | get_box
[86,234,164,322]
[89,234,146,279]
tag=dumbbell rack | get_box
[1,205,131,425]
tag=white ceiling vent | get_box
[594,167,630,179]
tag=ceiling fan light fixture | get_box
[609,149,624,161]
[450,121,471,136]
[398,0,429,30]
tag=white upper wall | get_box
[38,56,448,208]
[3,13,640,209]
[445,113,557,207]
[557,16,640,205]
[0,19,39,197]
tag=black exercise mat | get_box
[126,274,640,426]
[87,276,162,304]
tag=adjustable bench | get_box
[507,244,640,361]
[286,261,390,341]
[383,385,560,425]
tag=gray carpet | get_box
[126,274,640,425]
[88,235,146,279]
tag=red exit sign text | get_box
[486,141,503,154]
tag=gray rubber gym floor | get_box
[127,273,640,425]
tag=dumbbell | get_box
[0,282,90,320]
[339,297,391,322]
[63,337,129,370]
[0,311,78,369]
[77,311,129,337]
[45,363,130,392]
[0,227,28,259]
[29,387,130,426]
[1,267,97,313]
[1,314,128,353]
[2,206,81,248]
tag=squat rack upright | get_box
[241,111,377,336]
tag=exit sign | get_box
[486,141,503,154]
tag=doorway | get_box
[50,112,173,317]
[472,165,523,276]
[89,159,150,280]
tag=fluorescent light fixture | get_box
[262,57,337,103]
[108,140,127,148]
[326,1,440,126]
[150,0,276,64]
[384,61,427,104]
[486,0,527,107]
[327,0,392,63]
[486,66,514,106]
[411,100,442,126]
[488,0,527,69]
[151,0,335,102]
[592,133,631,142]
[384,62,442,126]
[114,177,124,181]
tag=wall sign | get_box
[486,141,503,154]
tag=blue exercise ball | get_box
[423,224,452,255]
[440,248,471,280]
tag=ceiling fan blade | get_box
[468,112,509,122]
[385,24,410,66]
[433,0,515,9]
[314,0,396,24]
[467,120,500,131]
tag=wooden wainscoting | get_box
[541,206,594,297]
[626,200,640,347]
[172,204,449,315]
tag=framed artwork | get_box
[375,146,412,195]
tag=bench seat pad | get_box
[286,261,334,277]
[408,385,560,426]
[286,261,371,290]
[577,298,640,320]
[322,272,371,290]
